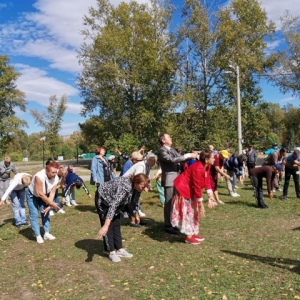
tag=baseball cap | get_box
[274,164,283,172]
[220,150,229,159]
[272,143,278,147]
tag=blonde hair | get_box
[131,151,143,161]
[22,175,32,187]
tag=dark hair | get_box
[130,173,150,186]
[158,133,167,146]
[46,161,60,170]
[96,146,105,155]
[279,147,287,153]
[199,151,213,163]
[238,154,247,163]
[74,178,82,189]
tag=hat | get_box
[272,143,278,147]
[274,164,283,172]
[220,150,229,159]
[108,155,115,160]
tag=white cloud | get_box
[279,96,295,103]
[15,64,78,106]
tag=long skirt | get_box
[171,194,199,236]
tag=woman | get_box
[171,151,217,245]
[90,146,115,187]
[26,162,61,244]
[96,173,150,262]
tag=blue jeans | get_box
[10,189,27,226]
[26,189,50,237]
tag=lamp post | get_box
[40,136,46,167]
[228,65,243,155]
[76,140,79,165]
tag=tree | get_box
[30,95,67,157]
[270,11,300,96]
[0,55,27,157]
[78,0,177,150]
[176,0,275,150]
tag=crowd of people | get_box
[0,134,298,262]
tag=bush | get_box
[8,152,23,162]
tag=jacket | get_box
[90,155,114,185]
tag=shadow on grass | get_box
[292,226,300,231]
[75,205,97,213]
[75,239,105,262]
[222,250,300,275]
[18,227,38,241]
[0,218,14,227]
[221,200,258,208]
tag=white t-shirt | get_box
[29,169,59,197]
[1,173,32,201]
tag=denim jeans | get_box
[10,189,27,226]
[26,189,50,237]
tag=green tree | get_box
[271,11,300,96]
[30,95,67,158]
[0,55,27,157]
[78,0,177,150]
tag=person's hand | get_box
[208,196,217,209]
[133,213,140,224]
[41,206,51,215]
[144,187,149,192]
[88,194,92,198]
[0,200,4,207]
[190,152,198,159]
[268,191,273,200]
[98,225,109,238]
[51,202,61,210]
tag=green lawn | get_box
[0,176,299,300]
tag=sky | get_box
[0,0,299,136]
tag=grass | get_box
[0,169,300,300]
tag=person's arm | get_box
[158,148,197,164]
[90,157,98,185]
[12,165,18,175]
[34,177,60,210]
[0,177,19,202]
[215,166,231,179]
[82,182,92,198]
[98,218,111,238]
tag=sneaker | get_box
[116,249,133,258]
[65,202,72,207]
[22,221,30,226]
[217,200,225,204]
[57,209,66,214]
[123,212,129,218]
[193,235,205,242]
[282,196,287,201]
[36,235,44,244]
[109,252,121,263]
[138,210,146,217]
[185,236,200,245]
[272,189,276,193]
[49,210,55,216]
[44,232,56,241]
[231,193,240,198]
[71,200,78,206]
[234,193,240,197]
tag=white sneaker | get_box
[71,200,78,206]
[231,193,240,198]
[65,202,72,207]
[218,200,225,204]
[234,193,240,197]
[49,210,55,216]
[123,212,129,218]
[44,232,56,241]
[57,209,66,214]
[36,235,44,244]
[138,210,146,217]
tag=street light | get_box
[40,136,46,167]
[228,64,243,155]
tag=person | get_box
[263,147,287,192]
[123,154,157,225]
[152,168,165,207]
[224,154,247,197]
[209,150,231,204]
[62,169,92,201]
[0,156,18,202]
[90,146,114,187]
[108,155,117,177]
[250,164,283,208]
[157,133,198,234]
[282,149,300,200]
[25,162,61,244]
[264,143,278,155]
[171,151,217,245]
[118,151,143,176]
[0,173,32,228]
[245,145,257,177]
[96,173,150,262]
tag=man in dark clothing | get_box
[250,164,283,209]
[245,145,257,177]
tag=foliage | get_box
[0,55,27,154]
[271,11,300,96]
[30,95,67,158]
[78,0,177,150]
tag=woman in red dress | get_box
[171,151,216,245]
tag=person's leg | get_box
[10,190,22,226]
[226,170,235,195]
[257,177,267,207]
[112,215,123,250]
[17,189,27,224]
[26,190,41,237]
[283,169,291,198]
[251,176,259,206]
[164,186,175,230]
[39,200,51,234]
[292,170,300,197]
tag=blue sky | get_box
[0,0,298,136]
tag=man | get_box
[250,164,283,209]
[282,149,300,200]
[123,154,157,224]
[157,133,197,234]
[0,156,17,201]
[245,145,257,177]
[263,147,287,192]
[264,143,278,155]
